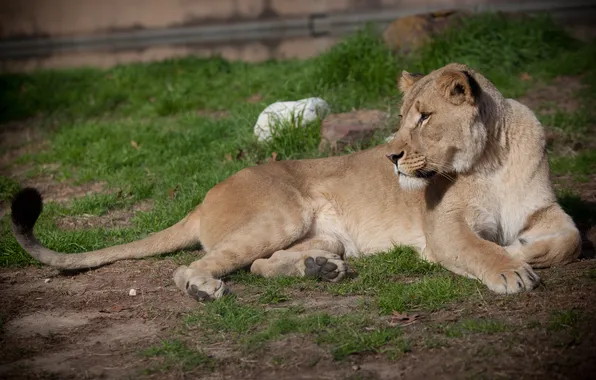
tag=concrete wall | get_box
[0,0,586,72]
[0,0,483,38]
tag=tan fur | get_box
[12,63,581,299]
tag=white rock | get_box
[44,278,51,284]
[253,97,330,142]
[128,288,137,296]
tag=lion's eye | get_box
[419,112,431,122]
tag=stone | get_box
[254,97,330,142]
[319,110,391,152]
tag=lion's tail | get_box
[11,188,200,270]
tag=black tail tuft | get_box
[11,187,43,231]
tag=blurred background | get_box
[1,0,594,73]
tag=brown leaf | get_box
[224,153,233,162]
[520,72,532,81]
[267,152,278,163]
[388,311,421,327]
[130,140,140,150]
[168,185,179,200]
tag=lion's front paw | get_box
[482,261,540,294]
[303,254,347,282]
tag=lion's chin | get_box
[398,175,429,191]
[393,167,429,191]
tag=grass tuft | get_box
[329,248,478,313]
[0,176,21,202]
[258,284,291,305]
[551,150,596,177]
[141,339,215,373]
[377,275,479,314]
[311,24,399,95]
[185,296,265,334]
[548,309,581,331]
[441,318,510,338]
[249,312,407,360]
[263,112,326,160]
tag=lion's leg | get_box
[250,237,348,282]
[173,213,312,301]
[505,204,581,268]
[425,213,542,294]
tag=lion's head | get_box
[387,63,491,190]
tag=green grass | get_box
[539,109,593,135]
[376,275,478,314]
[441,318,510,338]
[226,247,479,315]
[551,150,596,177]
[585,268,596,281]
[313,24,400,95]
[188,303,409,360]
[184,296,265,334]
[331,248,479,313]
[258,284,291,304]
[141,339,215,373]
[548,310,581,331]
[0,176,20,202]
[178,248,471,360]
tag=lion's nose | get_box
[386,152,404,165]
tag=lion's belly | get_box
[311,203,426,258]
[350,227,427,257]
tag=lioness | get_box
[11,63,581,301]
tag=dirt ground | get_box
[1,80,596,380]
[1,257,595,380]
[0,259,196,379]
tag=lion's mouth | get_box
[398,169,437,179]
[414,169,437,179]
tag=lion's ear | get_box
[398,71,424,93]
[436,70,480,105]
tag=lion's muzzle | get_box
[386,152,437,179]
